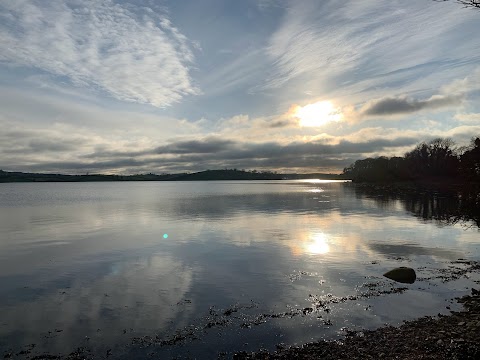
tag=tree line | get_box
[342,137,480,182]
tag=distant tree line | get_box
[342,137,480,182]
[0,168,345,183]
[0,170,181,182]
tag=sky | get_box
[1,0,479,175]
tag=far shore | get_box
[0,169,347,183]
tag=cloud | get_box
[153,138,237,155]
[455,113,480,123]
[216,114,299,142]
[4,113,479,175]
[0,1,199,107]
[1,132,420,174]
[258,0,478,99]
[349,69,480,119]
[256,0,287,11]
[359,94,462,116]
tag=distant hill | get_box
[173,169,284,181]
[0,169,346,183]
[0,170,180,182]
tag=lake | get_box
[0,181,479,358]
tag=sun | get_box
[292,101,342,127]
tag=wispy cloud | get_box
[260,0,479,97]
[1,0,479,175]
[0,0,199,107]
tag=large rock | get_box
[383,267,416,284]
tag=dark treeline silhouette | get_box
[342,137,480,183]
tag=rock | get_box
[302,307,313,315]
[383,267,416,284]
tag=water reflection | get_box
[368,243,463,260]
[351,183,480,228]
[0,252,194,353]
[304,232,330,255]
[0,181,479,357]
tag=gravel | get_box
[233,288,480,360]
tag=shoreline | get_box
[6,288,480,359]
[234,288,480,360]
[4,261,480,359]
[350,179,480,191]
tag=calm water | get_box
[0,181,479,358]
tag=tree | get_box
[342,136,479,183]
[342,156,410,182]
[404,138,459,177]
[460,137,480,180]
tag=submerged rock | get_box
[383,267,416,284]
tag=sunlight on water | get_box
[304,232,330,255]
[308,188,325,193]
[0,181,478,358]
[296,179,351,184]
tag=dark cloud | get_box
[153,138,237,154]
[0,135,83,154]
[360,94,462,116]
[267,119,297,128]
[3,136,420,174]
[81,138,237,159]
[28,139,79,152]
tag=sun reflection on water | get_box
[305,232,330,255]
[297,179,349,183]
[308,188,325,193]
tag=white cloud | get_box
[441,68,480,94]
[261,0,479,96]
[455,113,480,123]
[0,0,199,107]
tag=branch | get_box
[435,0,480,9]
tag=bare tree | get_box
[435,1,480,9]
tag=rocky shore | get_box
[8,289,480,360]
[234,288,480,360]
[5,262,480,359]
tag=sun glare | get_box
[305,232,330,255]
[293,101,342,127]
